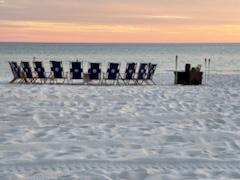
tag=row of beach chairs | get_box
[9,61,157,85]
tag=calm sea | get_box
[0,43,240,80]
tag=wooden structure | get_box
[174,64,203,85]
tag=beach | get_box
[0,72,240,179]
[0,43,240,179]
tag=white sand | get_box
[0,73,240,179]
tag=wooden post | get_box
[175,55,178,84]
[204,58,207,85]
[208,58,211,84]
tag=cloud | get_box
[0,0,239,26]
[1,19,240,43]
[144,15,192,20]
[0,0,240,42]
[0,20,149,33]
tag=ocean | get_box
[0,43,240,80]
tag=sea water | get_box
[0,43,240,80]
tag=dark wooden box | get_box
[174,71,203,85]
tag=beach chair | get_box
[33,61,48,83]
[88,63,101,84]
[21,61,36,83]
[50,61,68,84]
[135,63,148,85]
[8,61,27,83]
[120,63,137,85]
[146,64,157,85]
[69,61,83,84]
[102,62,120,85]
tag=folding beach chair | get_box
[50,61,68,84]
[9,61,27,83]
[146,63,157,85]
[33,61,48,83]
[69,61,83,84]
[88,63,101,84]
[102,62,120,85]
[120,63,137,85]
[135,63,148,85]
[21,61,36,83]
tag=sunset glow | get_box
[1,0,240,43]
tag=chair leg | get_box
[32,78,37,84]
[123,79,128,85]
[19,78,24,84]
[134,79,139,85]
[9,78,17,84]
[67,78,71,85]
[151,79,156,85]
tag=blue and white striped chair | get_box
[9,61,23,83]
[103,62,120,85]
[120,63,137,85]
[50,61,68,84]
[21,61,36,83]
[88,63,102,84]
[135,63,148,85]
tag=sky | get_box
[0,0,240,43]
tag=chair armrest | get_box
[46,72,53,79]
[63,72,68,78]
[102,72,107,79]
[118,73,125,79]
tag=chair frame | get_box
[135,63,148,85]
[87,62,102,85]
[145,63,157,85]
[69,61,84,84]
[119,62,137,85]
[102,62,121,85]
[49,61,68,84]
[33,61,49,84]
[20,61,36,83]
[9,61,28,83]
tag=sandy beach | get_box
[0,73,239,179]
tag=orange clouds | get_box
[1,0,240,42]
[0,20,240,43]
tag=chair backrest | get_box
[50,61,63,79]
[21,61,33,78]
[124,63,136,80]
[147,64,157,80]
[137,63,148,80]
[9,61,21,79]
[33,61,46,79]
[88,63,101,80]
[70,61,83,79]
[106,63,120,80]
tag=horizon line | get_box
[1,41,240,45]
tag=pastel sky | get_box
[1,0,240,43]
